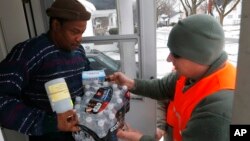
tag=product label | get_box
[82,70,106,85]
[85,86,113,114]
[48,82,70,102]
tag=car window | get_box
[96,53,120,71]
[88,57,107,70]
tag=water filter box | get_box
[45,78,73,113]
[82,70,106,85]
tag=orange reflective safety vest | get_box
[166,62,236,141]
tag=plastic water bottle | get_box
[112,84,119,91]
[121,85,128,96]
[106,103,117,114]
[113,97,123,111]
[45,78,73,113]
[74,104,81,119]
[92,80,100,91]
[75,81,130,141]
[82,91,94,107]
[107,111,117,128]
[114,90,122,99]
[75,96,82,105]
[96,119,107,138]
[85,84,90,91]
[103,81,109,87]
[84,84,93,93]
[85,116,94,128]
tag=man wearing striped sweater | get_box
[0,0,91,140]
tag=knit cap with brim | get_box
[46,0,91,21]
[167,14,225,65]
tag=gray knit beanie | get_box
[167,14,225,65]
[46,0,91,20]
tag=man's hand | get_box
[106,72,135,90]
[116,123,143,141]
[57,109,80,132]
[155,128,166,140]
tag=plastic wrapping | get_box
[73,81,130,141]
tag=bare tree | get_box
[179,0,206,17]
[156,0,177,18]
[199,0,209,14]
[213,0,241,25]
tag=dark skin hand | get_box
[57,109,80,132]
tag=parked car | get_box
[86,49,121,75]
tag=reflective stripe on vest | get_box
[166,62,236,141]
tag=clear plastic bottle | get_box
[103,81,109,87]
[45,78,73,113]
[96,119,107,138]
[75,96,82,105]
[112,83,118,91]
[82,91,94,108]
[84,84,91,92]
[107,111,117,128]
[85,91,93,97]
[114,97,123,111]
[106,103,117,114]
[85,116,94,128]
[73,131,82,141]
[121,85,128,95]
[74,104,81,120]
[96,111,104,118]
[93,80,100,90]
[78,81,130,140]
[114,90,122,99]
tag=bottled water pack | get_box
[73,80,130,141]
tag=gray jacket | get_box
[131,53,235,141]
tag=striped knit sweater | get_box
[0,33,90,135]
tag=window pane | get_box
[82,40,139,77]
[156,0,242,78]
[80,0,138,36]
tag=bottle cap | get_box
[86,117,92,123]
[74,104,81,110]
[112,84,118,89]
[109,113,115,119]
[75,96,81,102]
[103,81,109,86]
[117,98,122,104]
[85,91,91,96]
[122,85,128,90]
[85,84,90,89]
[98,120,105,127]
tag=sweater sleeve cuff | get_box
[130,79,142,93]
[42,113,59,133]
[157,124,168,131]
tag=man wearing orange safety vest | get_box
[107,14,236,141]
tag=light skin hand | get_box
[57,109,80,132]
[116,124,143,141]
[106,72,135,90]
[155,128,166,140]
